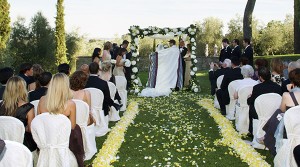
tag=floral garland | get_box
[92,102,139,167]
[128,25,200,93]
[199,99,270,167]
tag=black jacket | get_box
[242,45,254,66]
[219,46,232,62]
[231,45,241,60]
[29,87,48,102]
[0,86,5,100]
[209,67,230,95]
[85,75,114,116]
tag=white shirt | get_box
[235,78,258,92]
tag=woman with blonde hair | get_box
[0,76,37,151]
[102,41,112,62]
[38,73,84,167]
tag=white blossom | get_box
[192,46,196,51]
[190,71,195,76]
[132,52,138,57]
[131,75,136,79]
[193,59,198,63]
[131,60,137,66]
[194,88,199,93]
[191,55,196,59]
[193,67,198,72]
[133,79,139,84]
[132,67,138,73]
[191,38,195,42]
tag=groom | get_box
[179,39,187,82]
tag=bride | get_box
[140,41,183,97]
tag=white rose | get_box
[131,75,136,79]
[193,67,198,72]
[193,42,197,46]
[130,26,136,31]
[192,51,196,55]
[177,31,182,35]
[188,28,192,32]
[194,88,199,93]
[131,60,136,66]
[192,46,196,51]
[180,27,185,31]
[134,88,139,93]
[125,59,131,67]
[190,31,195,35]
[193,59,198,63]
[130,46,136,51]
[172,28,178,32]
[135,30,140,34]
[190,71,195,76]
[132,67,138,73]
[132,33,136,37]
[164,28,169,33]
[110,59,116,64]
[134,79,139,84]
[137,58,140,62]
[168,32,175,36]
[132,52,138,57]
[134,38,139,43]
[143,31,148,35]
[191,38,195,42]
[191,55,196,59]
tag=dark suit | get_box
[231,45,241,60]
[18,73,35,87]
[216,67,243,114]
[29,87,47,102]
[247,80,282,135]
[281,79,290,93]
[242,45,254,66]
[179,46,187,80]
[85,75,114,116]
[124,51,132,90]
[208,67,230,95]
[219,46,232,62]
[0,86,5,100]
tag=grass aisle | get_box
[112,92,248,167]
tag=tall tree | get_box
[225,14,243,41]
[243,0,256,40]
[55,0,68,65]
[295,0,300,53]
[0,0,11,49]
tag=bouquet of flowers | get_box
[125,59,131,67]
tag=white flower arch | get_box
[128,25,200,93]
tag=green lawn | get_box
[85,71,273,166]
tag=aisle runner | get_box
[93,101,139,167]
[199,98,270,167]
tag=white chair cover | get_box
[72,99,97,160]
[115,76,127,111]
[226,80,240,120]
[107,82,120,122]
[235,86,253,134]
[253,93,282,149]
[84,88,109,136]
[0,140,33,167]
[30,100,39,116]
[0,116,25,143]
[214,75,224,109]
[31,113,78,167]
[274,106,300,167]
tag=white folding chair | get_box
[72,99,97,161]
[0,140,33,167]
[214,75,224,109]
[0,116,25,143]
[84,88,109,136]
[31,113,78,167]
[30,100,39,116]
[253,93,282,149]
[115,76,127,111]
[274,106,300,167]
[226,80,241,120]
[235,86,253,134]
[107,82,120,122]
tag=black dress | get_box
[0,102,37,151]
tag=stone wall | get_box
[76,56,219,72]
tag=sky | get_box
[8,0,293,39]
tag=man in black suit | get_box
[241,38,254,66]
[247,67,282,136]
[209,59,231,95]
[219,38,232,63]
[216,57,243,115]
[179,39,187,81]
[18,63,35,89]
[0,67,14,100]
[29,72,52,102]
[231,39,241,60]
[85,62,122,116]
[57,63,70,76]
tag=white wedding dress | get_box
[140,44,181,97]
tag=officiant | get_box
[179,39,187,83]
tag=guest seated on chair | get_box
[0,76,37,152]
[247,67,282,139]
[252,59,268,81]
[31,64,44,91]
[216,56,243,115]
[270,58,285,86]
[281,61,300,93]
[209,59,231,95]
[18,63,35,91]
[57,63,70,76]
[29,72,52,102]
[70,71,95,125]
[234,65,258,99]
[37,73,84,167]
[0,67,14,100]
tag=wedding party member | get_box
[92,48,101,63]
[0,67,14,100]
[0,76,37,152]
[113,48,127,77]
[38,73,84,167]
[270,58,285,86]
[179,39,187,83]
[281,61,300,92]
[231,39,241,60]
[184,44,192,87]
[85,62,122,116]
[18,63,35,90]
[247,67,282,138]
[209,59,231,95]
[219,38,232,63]
[57,63,70,76]
[31,64,44,90]
[241,38,253,66]
[29,72,52,102]
[70,71,95,125]
[216,57,243,115]
[100,61,113,81]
